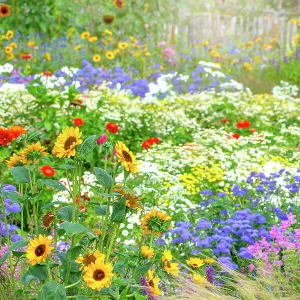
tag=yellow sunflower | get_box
[93,54,101,62]
[28,41,35,47]
[4,46,13,54]
[162,249,172,263]
[26,235,54,265]
[52,127,83,158]
[83,257,114,291]
[7,153,23,169]
[88,36,98,43]
[6,52,14,60]
[163,260,179,276]
[105,51,115,60]
[6,30,14,39]
[141,245,154,258]
[140,210,171,236]
[20,142,48,164]
[81,31,91,40]
[76,250,105,271]
[147,270,162,297]
[115,141,139,173]
[186,257,204,268]
[118,42,128,50]
[204,258,214,264]
[114,187,142,210]
[10,42,17,49]
[74,44,82,51]
[193,274,207,284]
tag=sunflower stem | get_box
[46,258,52,280]
[105,223,120,262]
[99,193,111,252]
[65,278,81,289]
[149,231,154,248]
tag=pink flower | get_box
[97,134,107,145]
[163,47,174,57]
[158,41,167,47]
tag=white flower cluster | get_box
[60,66,79,77]
[272,81,299,100]
[34,74,66,89]
[0,63,14,74]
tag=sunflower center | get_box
[192,264,198,268]
[42,213,54,228]
[122,150,132,163]
[93,269,105,281]
[64,137,77,150]
[84,254,97,266]
[35,244,46,257]
[148,279,154,287]
[1,7,8,14]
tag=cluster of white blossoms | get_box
[272,81,299,100]
[0,63,14,74]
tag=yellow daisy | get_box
[147,270,161,297]
[164,261,179,276]
[118,42,128,50]
[186,257,204,268]
[141,245,154,259]
[162,249,172,262]
[105,51,115,60]
[93,54,101,62]
[6,30,14,39]
[193,274,207,284]
[26,235,54,265]
[88,36,98,43]
[83,257,114,291]
[7,153,23,169]
[4,46,13,54]
[28,41,35,47]
[115,141,139,173]
[81,31,91,40]
[76,250,105,271]
[52,127,83,158]
[6,52,14,60]
[20,142,48,164]
[9,42,17,49]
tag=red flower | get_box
[43,71,52,76]
[142,137,160,149]
[0,128,13,146]
[249,128,257,133]
[40,165,56,177]
[232,133,240,139]
[236,120,250,129]
[79,205,86,213]
[142,141,151,149]
[73,118,84,126]
[220,118,230,124]
[21,54,32,60]
[106,122,119,134]
[9,126,26,139]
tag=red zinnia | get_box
[220,118,230,124]
[73,118,84,126]
[236,120,250,129]
[106,122,119,134]
[142,141,151,149]
[232,133,240,140]
[142,137,160,149]
[41,165,56,177]
[0,128,13,146]
[43,71,52,76]
[9,126,26,139]
[21,54,32,60]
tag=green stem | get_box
[65,278,81,289]
[105,223,120,262]
[99,193,111,252]
[149,231,154,248]
[46,259,52,280]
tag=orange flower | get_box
[8,126,26,139]
[40,165,56,177]
[114,0,125,9]
[0,4,10,18]
[73,118,84,127]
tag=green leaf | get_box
[135,261,152,278]
[0,240,28,265]
[39,179,67,191]
[94,167,113,189]
[2,190,22,202]
[12,251,26,258]
[41,201,62,210]
[11,166,30,183]
[58,206,79,222]
[76,296,89,300]
[111,196,126,223]
[59,222,86,236]
[94,205,107,216]
[79,135,97,155]
[133,293,147,300]
[38,281,67,300]
[21,265,48,284]
[66,245,82,261]
[54,164,75,170]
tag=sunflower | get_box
[147,270,162,297]
[45,52,51,61]
[186,257,204,268]
[103,15,115,25]
[163,260,179,276]
[83,257,114,291]
[20,142,48,164]
[118,42,128,50]
[81,31,91,40]
[115,141,139,173]
[28,41,35,47]
[6,52,14,60]
[74,44,82,51]
[7,153,23,169]
[140,210,171,236]
[6,30,14,39]
[193,274,207,284]
[10,42,17,49]
[162,249,172,263]
[114,0,125,10]
[4,46,13,54]
[204,258,214,264]
[114,187,142,210]
[76,250,105,271]
[141,245,154,258]
[26,235,54,265]
[93,54,101,62]
[41,212,55,230]
[88,36,98,43]
[105,51,115,60]
[52,127,83,158]
[0,4,10,18]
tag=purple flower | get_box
[206,266,214,283]
[200,190,214,196]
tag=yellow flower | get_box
[20,142,48,164]
[6,52,14,60]
[243,62,252,71]
[147,270,162,297]
[193,274,207,284]
[10,42,17,49]
[83,257,114,291]
[246,40,253,47]
[145,52,151,57]
[28,41,35,47]
[26,235,54,265]
[93,54,101,62]
[162,249,172,262]
[255,37,262,43]
[103,29,112,35]
[6,30,14,39]
[210,50,220,57]
[107,37,113,42]
[114,49,120,55]
[45,52,51,61]
[115,141,139,173]
[129,36,136,43]
[74,44,82,51]
[141,245,154,258]
[1,35,9,41]
[114,187,142,210]
[102,39,108,46]
[7,153,23,169]
[105,51,115,60]
[204,258,214,264]
[186,257,204,268]
[52,127,83,158]
[202,40,209,46]
[76,250,105,271]
[118,42,128,50]
[81,31,91,40]
[164,261,179,276]
[140,210,171,235]
[253,56,260,63]
[285,50,294,57]
[4,46,13,54]
[88,36,98,43]
[270,37,277,43]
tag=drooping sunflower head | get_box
[7,153,23,169]
[114,187,142,210]
[0,4,10,18]
[140,210,172,235]
[114,0,125,9]
[20,142,48,164]
[25,235,54,265]
[83,257,114,291]
[52,127,83,158]
[115,141,139,173]
[76,250,105,271]
[103,15,115,25]
[41,212,55,230]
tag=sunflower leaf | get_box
[111,195,126,223]
[39,179,67,191]
[94,167,113,189]
[38,281,67,300]
[10,166,31,184]
[78,135,97,155]
[59,222,87,236]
